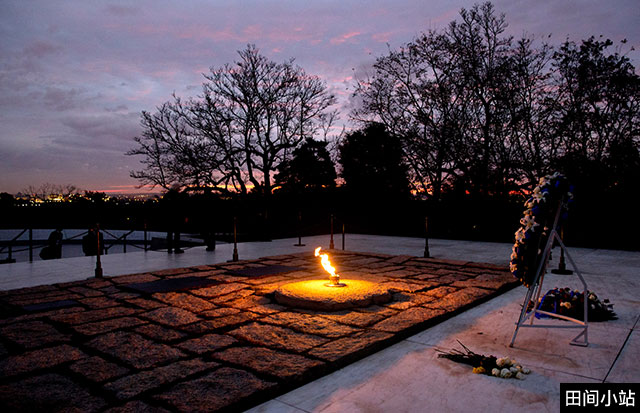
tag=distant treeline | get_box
[1,188,637,251]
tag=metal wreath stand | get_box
[509,200,589,347]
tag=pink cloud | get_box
[330,31,361,45]
[372,31,393,43]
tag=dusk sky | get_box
[1,0,638,195]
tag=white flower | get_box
[492,368,500,377]
[510,366,519,374]
[515,372,525,380]
[500,368,512,378]
[520,215,533,226]
[531,186,547,202]
[496,357,506,368]
[522,367,531,374]
[520,215,539,231]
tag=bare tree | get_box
[129,45,336,197]
[503,37,560,191]
[353,30,464,199]
[553,37,640,163]
[201,45,336,196]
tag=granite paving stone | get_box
[229,322,330,352]
[200,306,242,318]
[72,316,147,336]
[70,355,130,383]
[0,344,86,377]
[176,333,237,354]
[308,330,395,362]
[315,307,397,327]
[79,296,121,309]
[190,282,248,298]
[140,306,201,326]
[127,297,166,310]
[213,346,325,381]
[261,312,361,338]
[227,294,284,313]
[0,320,69,349]
[48,306,138,324]
[86,331,185,369]
[372,306,448,333]
[134,323,187,342]
[153,367,277,413]
[105,358,218,400]
[0,250,516,412]
[0,374,107,412]
[152,292,216,313]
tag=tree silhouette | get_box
[339,123,409,198]
[275,138,336,193]
[129,45,336,197]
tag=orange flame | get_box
[314,247,338,278]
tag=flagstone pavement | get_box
[0,234,638,412]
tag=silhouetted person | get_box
[82,228,104,256]
[40,228,63,260]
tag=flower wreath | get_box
[527,287,617,321]
[510,173,573,287]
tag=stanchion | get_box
[329,214,335,249]
[423,216,431,258]
[28,228,33,262]
[232,217,239,262]
[95,223,103,278]
[294,211,305,246]
[551,225,573,275]
[342,223,345,250]
[143,222,148,252]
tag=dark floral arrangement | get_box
[510,172,574,287]
[528,287,617,321]
[437,341,531,379]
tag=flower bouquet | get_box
[436,341,531,379]
[527,287,617,321]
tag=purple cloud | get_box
[0,0,637,194]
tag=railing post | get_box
[232,216,239,262]
[329,214,335,249]
[423,216,431,258]
[123,233,127,254]
[29,228,33,263]
[144,222,148,252]
[551,225,573,275]
[342,223,345,250]
[294,211,305,247]
[8,244,12,262]
[95,223,103,278]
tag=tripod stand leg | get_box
[510,284,535,347]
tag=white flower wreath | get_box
[510,173,573,287]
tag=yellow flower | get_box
[473,366,486,374]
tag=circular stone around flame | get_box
[274,279,392,311]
